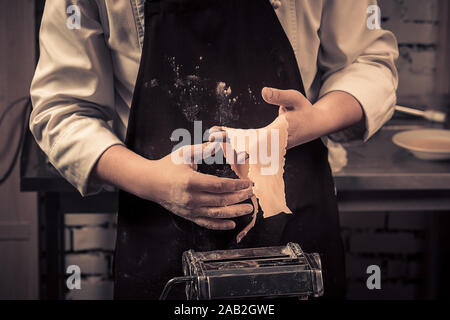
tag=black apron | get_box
[115,0,345,299]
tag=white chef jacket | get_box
[30,0,399,196]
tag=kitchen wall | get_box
[64,214,115,300]
[380,0,442,107]
[0,0,38,300]
[341,211,427,299]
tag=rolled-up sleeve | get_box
[30,0,124,195]
[318,0,399,142]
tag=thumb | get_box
[261,87,307,108]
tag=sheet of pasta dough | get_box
[222,116,292,219]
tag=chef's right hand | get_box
[141,143,254,230]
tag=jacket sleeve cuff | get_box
[318,63,396,144]
[47,118,125,196]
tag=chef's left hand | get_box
[210,87,320,150]
[261,87,322,149]
[209,87,364,150]
[261,87,364,149]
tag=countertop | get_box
[335,121,450,191]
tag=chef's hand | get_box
[261,87,364,149]
[261,87,313,148]
[209,88,363,157]
[149,143,254,230]
[93,144,254,231]
[209,88,335,150]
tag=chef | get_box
[30,0,398,299]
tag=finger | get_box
[192,187,254,207]
[209,131,227,142]
[176,142,219,165]
[175,143,205,163]
[196,203,254,219]
[188,172,252,193]
[203,141,221,158]
[190,142,219,159]
[261,87,307,108]
[236,151,248,164]
[221,141,239,164]
[208,126,225,135]
[208,128,245,164]
[190,217,236,230]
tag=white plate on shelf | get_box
[392,129,450,161]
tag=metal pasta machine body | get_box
[160,242,324,300]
